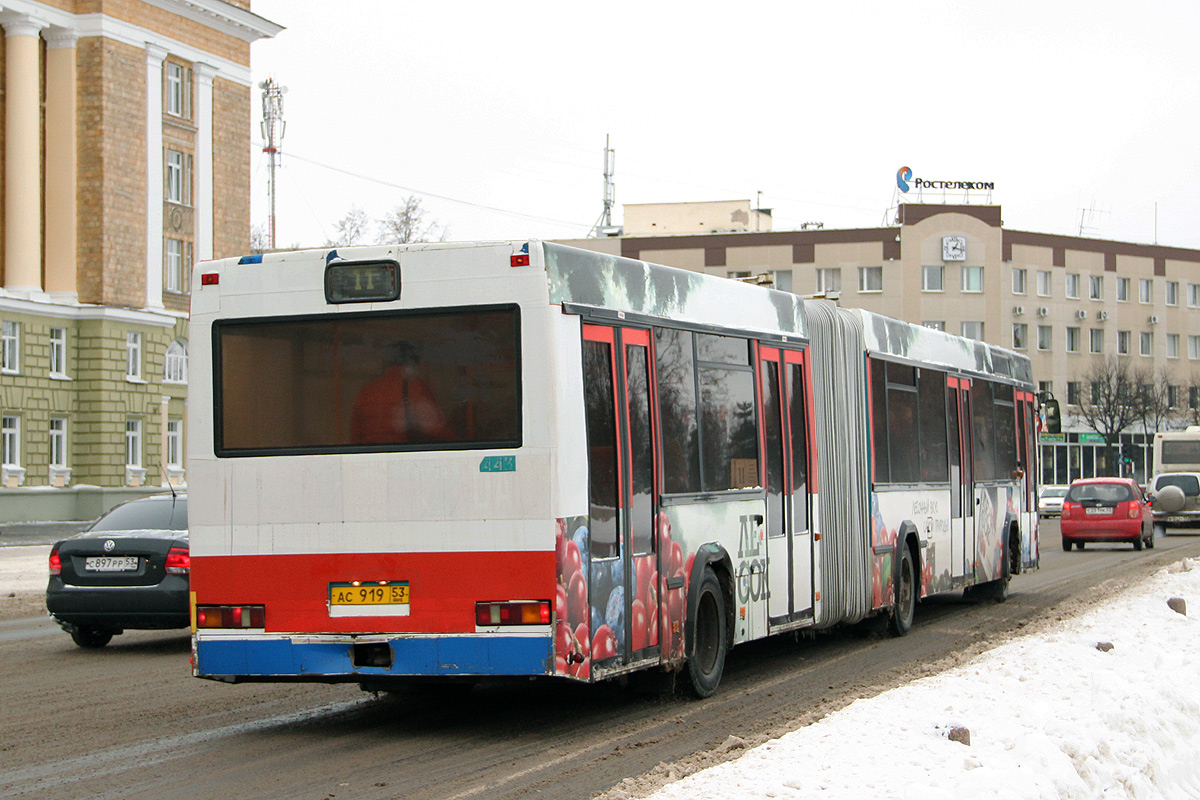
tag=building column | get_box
[145,43,168,310]
[195,63,218,262]
[45,28,79,301]
[4,15,47,295]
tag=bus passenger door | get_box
[947,377,973,581]
[759,346,814,624]
[582,324,658,671]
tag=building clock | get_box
[942,235,967,261]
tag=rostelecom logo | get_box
[896,166,912,193]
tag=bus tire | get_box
[682,569,727,698]
[888,544,916,636]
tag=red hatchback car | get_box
[1060,477,1155,551]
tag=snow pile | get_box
[647,560,1200,800]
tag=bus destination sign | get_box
[325,259,401,304]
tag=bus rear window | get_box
[214,305,520,455]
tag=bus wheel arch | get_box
[682,544,734,698]
[888,528,919,637]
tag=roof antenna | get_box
[159,465,177,499]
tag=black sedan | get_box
[46,493,188,648]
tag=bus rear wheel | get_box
[683,569,727,699]
[888,545,916,636]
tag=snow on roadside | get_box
[642,560,1200,800]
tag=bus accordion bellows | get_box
[187,240,1039,697]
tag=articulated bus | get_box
[187,241,1039,697]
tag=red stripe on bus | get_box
[191,550,556,634]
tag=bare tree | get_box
[325,206,371,247]
[377,196,446,244]
[1074,355,1143,475]
[250,224,269,254]
[1132,365,1184,435]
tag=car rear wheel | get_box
[70,626,114,649]
[1133,534,1144,551]
[1062,538,1071,552]
[1075,541,1085,550]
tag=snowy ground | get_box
[627,559,1200,800]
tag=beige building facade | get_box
[0,0,279,520]
[562,202,1200,485]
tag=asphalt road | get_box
[2,520,1198,800]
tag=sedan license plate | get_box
[1085,506,1112,515]
[329,582,410,617]
[84,556,139,572]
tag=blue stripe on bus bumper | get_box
[195,634,553,678]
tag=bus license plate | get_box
[85,556,138,571]
[1085,507,1110,515]
[329,582,410,617]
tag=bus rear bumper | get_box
[193,633,553,681]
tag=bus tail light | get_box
[196,605,265,629]
[49,547,61,576]
[475,600,551,626]
[164,547,191,575]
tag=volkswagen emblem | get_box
[103,539,116,552]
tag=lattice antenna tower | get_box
[590,134,619,237]
[259,78,288,249]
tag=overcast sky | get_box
[247,1,1200,251]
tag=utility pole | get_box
[259,78,287,249]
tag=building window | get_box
[1168,333,1180,359]
[166,419,183,468]
[1167,281,1179,306]
[1189,284,1200,309]
[49,327,66,377]
[961,321,983,340]
[165,62,191,119]
[164,339,188,384]
[858,266,882,293]
[1,416,18,467]
[1066,326,1080,353]
[1065,273,1080,299]
[1118,330,1131,355]
[1036,270,1052,297]
[815,268,841,294]
[1169,385,1180,408]
[1067,381,1081,406]
[49,418,66,468]
[165,238,188,293]
[923,321,945,331]
[1038,380,1053,397]
[1012,323,1027,350]
[1012,268,1027,295]
[922,266,943,292]
[126,332,142,381]
[1090,328,1104,354]
[1140,278,1153,304]
[1,321,18,373]
[1117,277,1130,302]
[125,419,142,468]
[1037,325,1052,351]
[1192,387,1200,410]
[1089,275,1103,300]
[1191,335,1200,360]
[1140,331,1153,356]
[961,266,983,293]
[165,149,192,205]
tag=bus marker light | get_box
[510,254,530,267]
[201,273,219,285]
